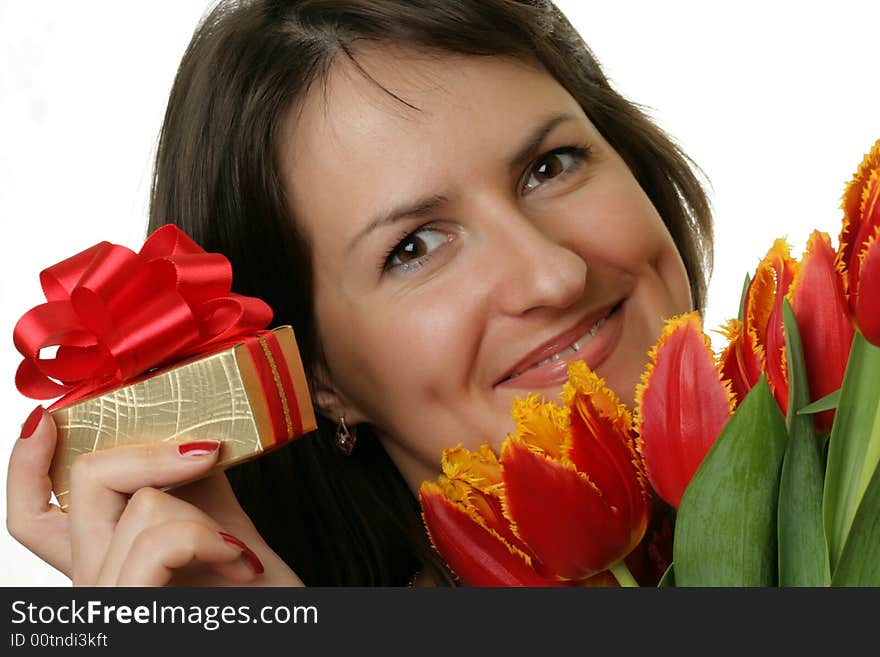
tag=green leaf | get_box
[831,461,880,585]
[823,332,880,571]
[657,563,675,588]
[738,273,751,323]
[777,300,829,586]
[673,377,788,586]
[797,389,841,416]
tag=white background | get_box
[2,1,878,586]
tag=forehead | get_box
[288,47,559,140]
[278,48,584,243]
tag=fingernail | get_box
[177,440,221,457]
[218,531,265,574]
[19,405,45,440]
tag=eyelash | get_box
[380,225,446,275]
[520,144,591,194]
[380,143,592,274]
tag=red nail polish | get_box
[19,405,45,439]
[177,440,220,457]
[218,531,265,574]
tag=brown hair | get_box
[148,0,713,585]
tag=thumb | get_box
[7,405,72,575]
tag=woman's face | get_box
[280,49,692,492]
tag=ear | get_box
[310,364,370,426]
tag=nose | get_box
[477,201,587,316]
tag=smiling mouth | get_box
[497,301,624,386]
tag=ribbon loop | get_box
[13,224,274,404]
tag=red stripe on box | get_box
[261,330,303,439]
[243,331,300,446]
[243,336,284,444]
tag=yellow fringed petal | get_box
[841,141,880,241]
[430,447,537,569]
[858,169,880,262]
[743,238,797,412]
[561,360,633,438]
[716,317,742,344]
[860,223,880,269]
[419,480,538,576]
[438,443,507,529]
[837,139,880,288]
[510,393,570,460]
[716,317,762,406]
[746,239,794,345]
[440,442,503,492]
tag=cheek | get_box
[570,175,690,295]
[586,185,665,258]
[315,280,477,425]
[657,244,694,312]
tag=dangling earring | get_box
[335,416,357,456]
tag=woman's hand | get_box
[7,406,304,587]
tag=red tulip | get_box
[635,312,735,508]
[419,444,573,586]
[419,362,650,586]
[787,231,854,434]
[837,138,880,345]
[718,232,854,434]
[717,317,762,406]
[737,239,798,412]
[719,241,795,412]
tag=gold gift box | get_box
[48,326,316,510]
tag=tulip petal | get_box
[441,443,503,490]
[635,312,735,508]
[561,362,647,539]
[419,482,562,586]
[787,231,854,434]
[746,239,798,412]
[510,393,571,460]
[717,318,762,404]
[838,139,880,295]
[855,225,880,346]
[438,443,542,562]
[500,437,637,580]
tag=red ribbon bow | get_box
[13,224,273,408]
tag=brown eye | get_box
[396,235,429,263]
[534,154,566,182]
[522,147,588,193]
[385,227,450,271]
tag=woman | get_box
[8,0,712,586]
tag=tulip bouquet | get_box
[419,138,880,587]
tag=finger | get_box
[171,472,249,527]
[115,521,264,586]
[6,405,72,574]
[68,439,221,586]
[114,476,280,585]
[96,486,230,585]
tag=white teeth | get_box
[514,315,609,376]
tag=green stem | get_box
[609,560,639,587]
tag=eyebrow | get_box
[345,112,579,254]
[506,112,578,171]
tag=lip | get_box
[494,300,625,390]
